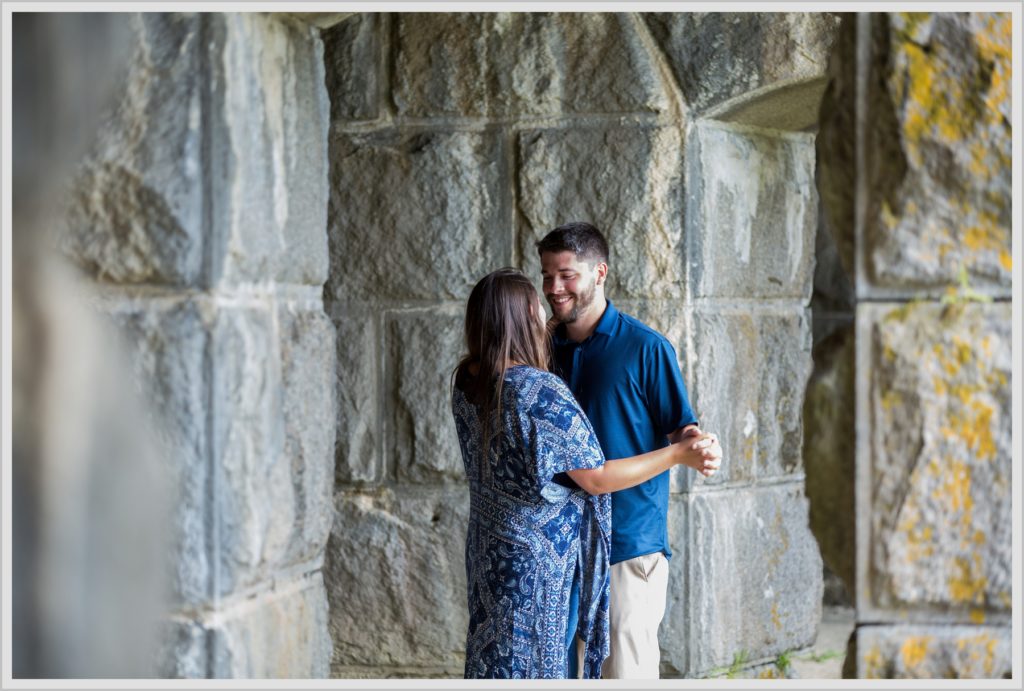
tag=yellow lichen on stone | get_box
[969,608,986,624]
[941,458,973,514]
[999,251,1012,271]
[771,602,782,630]
[863,645,886,679]
[949,554,988,605]
[974,14,1012,116]
[900,636,932,671]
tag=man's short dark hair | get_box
[535,221,609,265]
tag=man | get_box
[537,221,721,679]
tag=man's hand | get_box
[672,425,722,478]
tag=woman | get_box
[451,268,719,679]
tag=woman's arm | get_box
[567,433,721,496]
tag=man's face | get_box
[540,251,600,324]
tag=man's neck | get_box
[564,295,608,343]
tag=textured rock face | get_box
[644,13,842,116]
[44,12,338,678]
[661,487,823,677]
[814,11,1012,680]
[852,626,1011,679]
[688,123,816,300]
[214,14,331,286]
[802,325,856,593]
[388,308,465,484]
[391,13,669,118]
[859,303,1011,619]
[323,13,379,122]
[517,126,685,299]
[818,13,1012,295]
[60,13,204,286]
[327,129,509,302]
[688,307,812,487]
[325,490,470,676]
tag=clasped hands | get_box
[674,426,722,478]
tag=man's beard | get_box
[549,279,596,324]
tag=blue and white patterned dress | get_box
[452,365,611,679]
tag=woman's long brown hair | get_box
[452,268,550,450]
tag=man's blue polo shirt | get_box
[552,300,697,565]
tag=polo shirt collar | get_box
[552,300,618,344]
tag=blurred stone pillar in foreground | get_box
[12,12,167,678]
[14,12,338,677]
[816,12,1012,678]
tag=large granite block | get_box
[325,489,469,672]
[387,307,464,484]
[211,14,330,286]
[327,129,509,301]
[392,13,668,117]
[517,126,684,299]
[60,13,204,286]
[856,302,1012,623]
[852,625,1011,678]
[688,123,817,300]
[818,13,1012,296]
[212,305,333,595]
[109,300,210,608]
[682,306,812,490]
[331,304,383,485]
[662,484,823,677]
[644,12,842,120]
[323,13,379,123]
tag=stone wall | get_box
[815,13,1012,679]
[323,12,840,678]
[55,13,335,677]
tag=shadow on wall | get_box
[12,13,173,678]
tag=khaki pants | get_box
[601,552,669,679]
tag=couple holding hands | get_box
[451,222,723,679]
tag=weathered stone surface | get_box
[815,15,856,280]
[212,305,290,595]
[858,302,1011,620]
[802,324,855,595]
[325,489,469,673]
[278,305,336,565]
[323,13,378,122]
[327,129,508,302]
[210,574,332,677]
[393,13,668,117]
[388,307,464,484]
[518,126,684,299]
[60,13,203,286]
[212,13,330,286]
[331,304,382,485]
[688,123,816,299]
[212,305,331,594]
[683,307,811,490]
[819,13,1013,295]
[662,485,823,677]
[852,625,1011,678]
[110,301,210,608]
[644,12,842,116]
[157,619,207,678]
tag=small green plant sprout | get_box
[775,649,793,674]
[941,265,993,305]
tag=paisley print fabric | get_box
[452,366,611,679]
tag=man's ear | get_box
[596,262,609,285]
